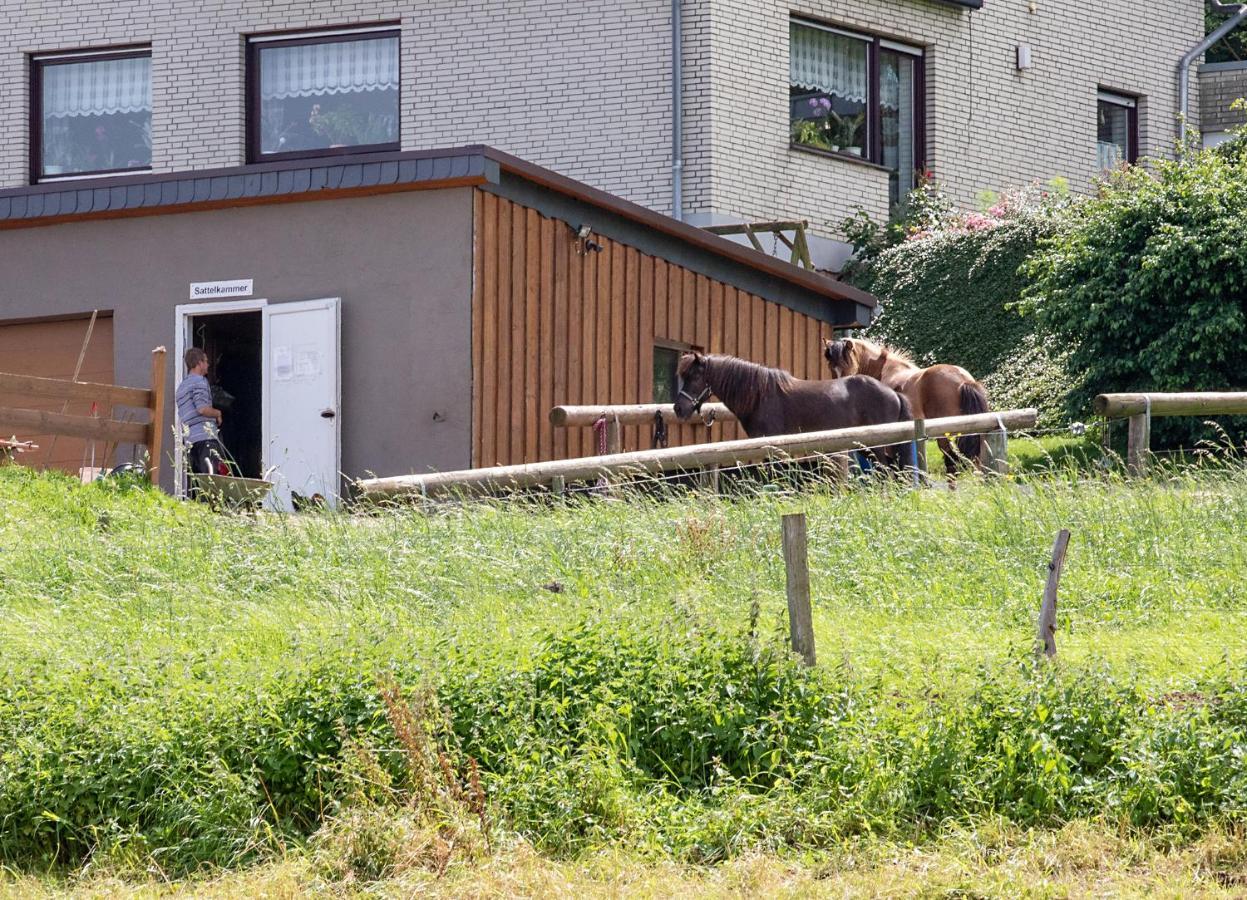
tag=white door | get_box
[263,298,341,510]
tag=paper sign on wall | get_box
[273,345,293,382]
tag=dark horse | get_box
[672,352,913,466]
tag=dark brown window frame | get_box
[29,46,153,184]
[788,18,927,188]
[1097,89,1140,167]
[246,26,402,165]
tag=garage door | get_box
[0,315,115,473]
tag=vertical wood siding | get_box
[472,191,838,467]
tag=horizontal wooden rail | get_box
[1094,392,1247,418]
[361,408,1036,498]
[550,402,736,427]
[0,406,148,444]
[0,371,151,408]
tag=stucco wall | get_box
[0,188,475,489]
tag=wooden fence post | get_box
[985,426,1009,476]
[606,415,622,455]
[912,418,927,485]
[698,465,720,494]
[781,512,816,667]
[1036,529,1071,659]
[550,474,565,497]
[146,347,168,487]
[1127,411,1151,476]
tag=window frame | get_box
[653,338,698,404]
[245,25,402,165]
[789,17,926,180]
[1096,89,1139,168]
[29,45,153,184]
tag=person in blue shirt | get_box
[175,347,225,492]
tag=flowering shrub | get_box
[843,178,1073,420]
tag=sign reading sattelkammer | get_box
[189,279,254,300]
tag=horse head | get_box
[673,352,712,420]
[823,338,861,378]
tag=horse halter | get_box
[678,384,712,412]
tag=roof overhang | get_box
[0,145,877,321]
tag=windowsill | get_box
[35,167,153,185]
[788,142,892,174]
[248,143,401,166]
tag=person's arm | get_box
[192,381,222,423]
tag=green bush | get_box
[1021,151,1247,446]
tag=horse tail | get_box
[957,381,989,462]
[895,390,914,423]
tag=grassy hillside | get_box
[2,462,1247,893]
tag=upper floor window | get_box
[789,19,924,205]
[247,27,400,162]
[31,48,152,180]
[1097,90,1138,172]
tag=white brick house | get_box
[0,1,1206,268]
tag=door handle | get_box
[320,408,336,419]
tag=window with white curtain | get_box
[790,19,924,206]
[32,49,152,180]
[248,28,400,161]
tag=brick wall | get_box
[0,1,676,210]
[692,0,1203,240]
[1200,63,1247,134]
[0,1,1204,246]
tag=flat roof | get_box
[0,145,876,315]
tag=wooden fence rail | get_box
[1094,391,1247,474]
[0,347,168,485]
[360,407,1037,498]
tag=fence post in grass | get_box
[1127,410,1151,476]
[985,423,1009,476]
[912,418,927,486]
[550,474,565,497]
[146,346,168,487]
[698,464,720,494]
[781,512,816,667]
[1036,528,1071,659]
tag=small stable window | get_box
[653,340,697,404]
[31,48,152,181]
[247,27,400,162]
[1097,90,1139,171]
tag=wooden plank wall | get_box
[472,190,837,467]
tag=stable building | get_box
[0,146,876,505]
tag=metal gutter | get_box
[671,0,684,221]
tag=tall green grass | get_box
[2,462,1247,874]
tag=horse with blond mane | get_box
[823,337,989,475]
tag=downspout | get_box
[1179,1,1247,147]
[671,0,683,221]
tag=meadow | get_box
[3,447,1247,896]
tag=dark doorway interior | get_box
[189,311,262,478]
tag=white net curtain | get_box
[789,23,868,105]
[259,37,399,100]
[42,56,151,118]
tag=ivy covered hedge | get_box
[1021,146,1247,445]
[845,145,1247,442]
[843,182,1076,423]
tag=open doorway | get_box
[187,310,262,478]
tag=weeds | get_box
[3,464,1247,879]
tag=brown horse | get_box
[673,352,913,465]
[822,337,989,474]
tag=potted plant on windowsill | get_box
[829,110,865,156]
